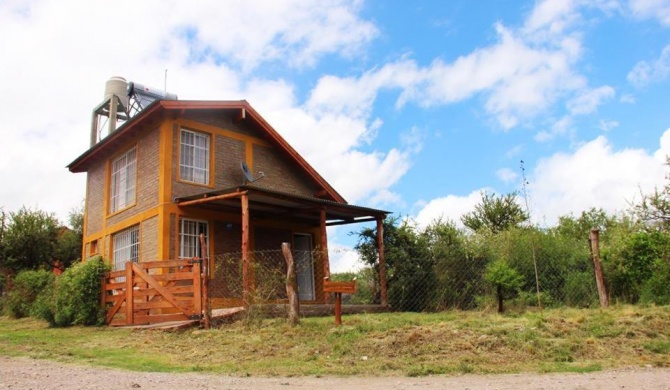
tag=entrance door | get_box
[293,234,315,301]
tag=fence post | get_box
[589,229,609,308]
[125,261,134,325]
[282,243,300,326]
[100,274,107,324]
[192,259,202,320]
[241,193,251,308]
[199,234,211,329]
[377,216,388,307]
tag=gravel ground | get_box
[1,356,670,390]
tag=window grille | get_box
[180,129,210,185]
[113,225,140,271]
[179,219,208,258]
[110,147,137,213]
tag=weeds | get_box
[1,305,669,376]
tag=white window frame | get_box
[113,225,140,271]
[180,129,210,185]
[110,147,137,213]
[179,218,209,259]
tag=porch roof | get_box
[174,185,390,226]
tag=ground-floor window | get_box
[113,225,139,271]
[179,218,209,258]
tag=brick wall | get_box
[85,162,105,235]
[141,215,158,261]
[183,111,263,138]
[107,126,160,226]
[252,144,316,197]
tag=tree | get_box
[635,157,670,229]
[484,259,524,313]
[1,207,60,273]
[53,206,84,270]
[461,192,529,234]
[554,208,618,241]
[354,217,437,311]
[424,219,484,309]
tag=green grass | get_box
[1,305,669,376]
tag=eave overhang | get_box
[67,100,346,203]
[174,185,390,227]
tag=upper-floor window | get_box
[179,218,208,258]
[110,147,137,213]
[180,129,210,185]
[113,224,139,271]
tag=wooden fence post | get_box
[125,262,134,325]
[199,234,211,329]
[282,243,300,326]
[100,274,107,321]
[589,229,609,308]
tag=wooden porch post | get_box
[241,193,251,308]
[320,208,331,303]
[377,216,388,307]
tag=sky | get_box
[1,0,670,270]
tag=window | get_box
[110,147,137,213]
[179,219,208,258]
[180,129,210,185]
[113,225,139,271]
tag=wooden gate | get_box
[102,259,203,326]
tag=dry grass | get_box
[1,305,669,376]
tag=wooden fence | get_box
[101,259,204,326]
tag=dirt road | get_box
[1,356,669,390]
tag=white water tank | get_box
[104,76,129,110]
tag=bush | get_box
[640,259,670,305]
[4,270,54,318]
[34,256,109,327]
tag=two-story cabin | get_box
[68,78,389,310]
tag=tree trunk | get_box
[497,284,504,313]
[282,243,299,326]
[589,229,609,308]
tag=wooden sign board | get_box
[323,280,357,294]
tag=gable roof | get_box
[67,100,346,203]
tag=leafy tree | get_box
[484,259,524,313]
[462,192,529,233]
[53,206,85,270]
[355,217,437,311]
[2,207,60,273]
[603,229,670,303]
[554,208,618,241]
[635,157,670,229]
[425,219,485,309]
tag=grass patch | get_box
[1,306,670,376]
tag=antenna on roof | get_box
[240,161,265,184]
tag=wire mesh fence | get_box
[207,245,602,313]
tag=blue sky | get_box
[1,0,669,269]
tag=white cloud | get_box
[329,243,365,273]
[497,168,520,184]
[414,129,670,229]
[535,116,573,142]
[0,0,398,221]
[413,189,490,229]
[628,0,670,25]
[566,85,615,115]
[628,44,670,87]
[620,93,636,104]
[528,129,670,225]
[599,119,620,132]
